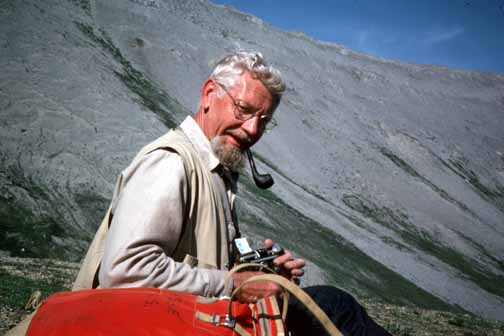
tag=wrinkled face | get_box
[199,71,274,150]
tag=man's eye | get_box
[238,106,254,116]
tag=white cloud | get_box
[423,26,464,45]
[357,30,369,48]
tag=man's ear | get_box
[201,79,217,113]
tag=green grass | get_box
[2,257,502,336]
[379,147,477,217]
[68,0,91,16]
[0,269,67,309]
[364,299,504,336]
[0,259,77,333]
[74,21,188,129]
[2,20,193,260]
[0,160,65,259]
[342,193,504,298]
[0,157,96,260]
[445,158,504,212]
[376,148,504,295]
[0,198,64,259]
[73,190,109,231]
[448,159,503,199]
[382,321,415,336]
[238,177,457,312]
[251,151,332,205]
[429,151,504,212]
[445,313,504,331]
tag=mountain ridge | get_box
[1,0,503,321]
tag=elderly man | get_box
[72,51,390,335]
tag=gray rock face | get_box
[1,0,503,321]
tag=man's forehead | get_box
[231,72,272,103]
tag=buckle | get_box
[210,313,236,328]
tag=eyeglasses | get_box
[216,82,277,132]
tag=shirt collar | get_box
[180,116,221,172]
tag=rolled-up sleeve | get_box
[99,149,228,297]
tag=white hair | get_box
[210,51,285,111]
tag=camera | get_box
[234,238,284,268]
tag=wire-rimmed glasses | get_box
[216,82,277,132]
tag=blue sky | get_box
[212,0,504,74]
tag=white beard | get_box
[210,136,245,173]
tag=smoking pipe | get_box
[246,149,274,189]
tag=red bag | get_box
[26,287,285,336]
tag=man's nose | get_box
[241,115,261,137]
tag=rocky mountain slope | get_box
[1,0,503,321]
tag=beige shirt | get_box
[98,117,238,297]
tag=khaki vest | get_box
[73,128,230,290]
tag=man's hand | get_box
[264,239,305,283]
[232,271,281,303]
[231,240,305,303]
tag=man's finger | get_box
[290,268,304,277]
[283,259,305,271]
[273,250,293,265]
